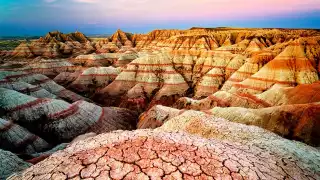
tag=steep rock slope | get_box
[0,70,85,102]
[0,88,137,143]
[8,31,92,59]
[139,104,320,146]
[0,149,31,180]
[93,29,320,111]
[175,81,320,110]
[94,51,190,112]
[68,66,120,95]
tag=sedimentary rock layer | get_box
[9,129,320,180]
[139,104,320,146]
[0,149,31,180]
[0,88,137,143]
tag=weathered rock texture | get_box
[89,29,320,112]
[139,104,320,146]
[9,129,320,180]
[2,28,320,179]
[6,29,137,59]
[0,88,137,143]
[0,72,138,164]
[68,66,120,95]
[21,58,78,78]
[0,149,31,180]
[8,31,92,59]
[175,81,320,111]
[95,51,190,112]
[0,70,85,102]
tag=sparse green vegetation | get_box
[0,40,21,50]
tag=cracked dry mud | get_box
[9,130,320,180]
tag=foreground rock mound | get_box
[139,104,320,146]
[9,129,319,180]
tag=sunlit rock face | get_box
[68,66,121,95]
[94,51,190,112]
[7,31,93,59]
[90,28,320,113]
[138,104,320,146]
[1,28,320,179]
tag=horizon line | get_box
[1,26,320,37]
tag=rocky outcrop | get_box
[0,88,137,143]
[139,104,320,146]
[0,118,51,155]
[90,29,320,111]
[206,103,320,146]
[138,105,181,129]
[230,40,319,94]
[21,58,78,77]
[95,51,189,112]
[8,31,92,59]
[53,71,83,87]
[9,128,320,180]
[0,71,85,102]
[2,27,320,179]
[68,66,120,94]
[110,29,133,47]
[175,81,320,111]
[114,50,138,67]
[10,43,34,58]
[0,149,31,180]
[72,53,120,67]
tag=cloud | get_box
[72,0,99,3]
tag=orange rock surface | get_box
[2,28,320,179]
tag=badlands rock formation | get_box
[174,81,320,110]
[95,51,190,112]
[9,129,320,180]
[1,27,320,179]
[139,104,320,146]
[0,87,137,143]
[0,70,85,102]
[5,29,136,60]
[7,31,93,59]
[90,28,320,113]
[0,70,138,178]
[68,66,120,94]
[0,149,31,179]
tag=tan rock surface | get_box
[9,129,320,180]
[139,104,320,146]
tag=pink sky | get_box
[75,0,320,21]
[1,0,320,35]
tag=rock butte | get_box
[1,27,320,179]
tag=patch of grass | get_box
[0,40,21,50]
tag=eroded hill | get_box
[1,28,320,179]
